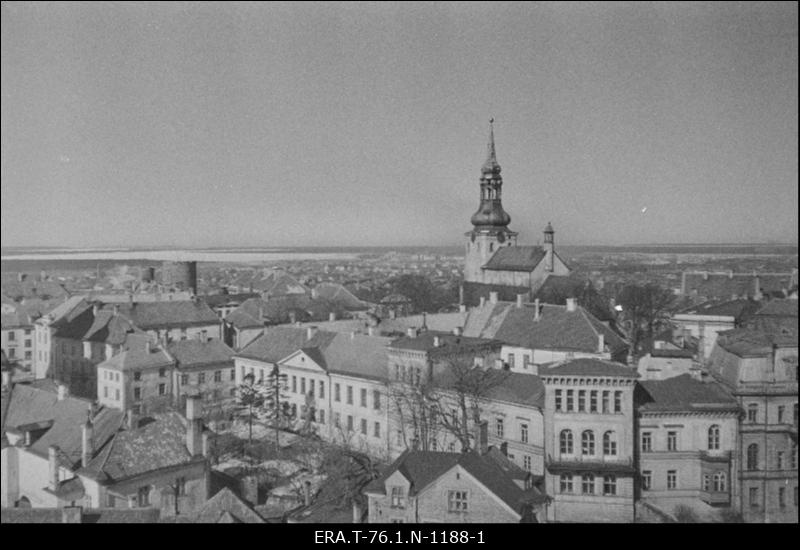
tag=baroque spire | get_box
[482,118,501,174]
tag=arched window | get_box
[603,431,617,456]
[581,473,595,494]
[581,430,595,456]
[713,472,727,492]
[603,475,617,495]
[559,473,573,493]
[746,443,759,471]
[708,425,720,450]
[560,430,574,454]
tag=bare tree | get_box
[616,283,675,356]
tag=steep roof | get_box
[106,300,220,330]
[755,299,798,318]
[637,374,739,413]
[715,327,797,357]
[432,369,546,408]
[79,412,197,482]
[389,331,501,354]
[364,449,547,515]
[236,326,337,364]
[202,293,259,308]
[675,298,761,320]
[188,487,265,523]
[320,333,392,381]
[83,310,143,345]
[312,283,370,310]
[99,339,174,372]
[483,246,546,272]
[2,384,124,468]
[542,358,639,379]
[168,338,235,368]
[682,271,796,299]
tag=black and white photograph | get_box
[0,1,797,526]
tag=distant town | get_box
[1,123,797,524]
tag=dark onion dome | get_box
[544,221,554,233]
[471,201,512,228]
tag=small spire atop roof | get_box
[482,118,501,173]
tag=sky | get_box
[1,1,797,248]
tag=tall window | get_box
[319,381,325,399]
[214,370,222,382]
[667,431,678,451]
[590,391,598,413]
[360,418,367,435]
[778,487,786,509]
[520,423,529,444]
[496,418,504,438]
[747,403,759,423]
[560,474,574,493]
[602,391,610,413]
[347,386,353,405]
[390,487,405,508]
[713,472,727,492]
[448,491,468,513]
[555,389,563,412]
[158,383,166,396]
[614,391,622,413]
[776,451,785,470]
[566,390,574,411]
[749,487,759,508]
[746,443,759,471]
[578,390,586,412]
[703,474,711,492]
[641,471,652,491]
[667,470,677,490]
[581,474,595,494]
[603,431,617,456]
[301,378,306,394]
[137,486,151,507]
[641,431,652,452]
[777,405,785,424]
[334,383,341,402]
[523,455,531,471]
[603,475,616,495]
[708,425,720,450]
[199,373,205,384]
[309,379,315,396]
[292,376,297,393]
[347,415,353,431]
[581,430,595,456]
[560,430,574,454]
[373,389,381,410]
[523,354,531,369]
[507,354,515,369]
[374,422,380,438]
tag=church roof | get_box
[483,246,547,272]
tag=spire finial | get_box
[486,118,497,165]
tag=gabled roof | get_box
[755,299,798,318]
[1,384,124,468]
[236,326,337,364]
[47,296,92,325]
[189,487,265,523]
[79,412,196,482]
[105,300,220,330]
[637,374,739,413]
[319,333,393,381]
[363,449,547,515]
[99,338,174,372]
[482,246,546,272]
[388,331,501,354]
[83,311,143,345]
[675,298,761,320]
[432,369,546,408]
[312,283,370,310]
[715,327,797,357]
[542,358,639,379]
[168,338,235,368]
[201,293,260,308]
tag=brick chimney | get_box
[566,298,577,312]
[48,445,60,490]
[329,312,336,322]
[597,333,605,354]
[516,294,525,308]
[186,394,203,456]
[489,291,499,304]
[81,412,94,468]
[473,420,489,455]
[57,384,68,401]
[433,336,441,347]
[534,298,541,321]
[306,326,318,340]
[406,327,418,338]
[479,296,486,307]
[452,326,463,337]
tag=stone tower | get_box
[464,119,518,283]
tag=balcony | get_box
[546,454,636,474]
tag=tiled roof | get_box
[105,300,220,329]
[463,301,627,354]
[542,358,639,378]
[236,326,337,364]
[432,369,545,408]
[83,311,143,345]
[313,283,370,310]
[80,412,197,482]
[532,276,614,322]
[675,298,761,320]
[320,333,393,381]
[202,293,259,308]
[2,384,124,468]
[715,327,797,357]
[755,299,798,318]
[1,279,70,301]
[168,338,235,368]
[637,374,738,413]
[47,297,92,325]
[389,331,501,354]
[190,487,266,523]
[482,246,547,272]
[681,271,796,300]
[364,449,547,514]
[99,340,174,372]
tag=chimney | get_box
[433,336,441,347]
[534,298,541,321]
[289,311,297,324]
[500,441,508,457]
[566,298,577,312]
[92,304,99,316]
[186,394,203,456]
[48,445,60,490]
[201,432,210,457]
[389,309,397,320]
[329,312,336,322]
[367,326,376,337]
[61,506,82,524]
[406,327,418,338]
[411,437,419,451]
[459,304,467,313]
[145,340,152,353]
[598,333,605,353]
[303,480,312,507]
[125,409,138,430]
[81,412,94,468]
[258,306,264,322]
[473,420,489,455]
[57,384,68,401]
[352,500,363,524]
[489,291,499,304]
[241,475,259,506]
[516,294,525,308]
[311,287,319,299]
[113,304,120,316]
[479,296,486,307]
[452,326,463,337]
[1,369,11,392]
[306,326,318,340]
[350,331,357,340]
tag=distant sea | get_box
[0,244,796,272]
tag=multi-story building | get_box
[363,423,549,523]
[541,358,639,523]
[636,374,740,514]
[672,299,760,360]
[1,305,35,374]
[32,297,92,381]
[168,337,237,414]
[707,327,798,523]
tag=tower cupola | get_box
[470,119,512,229]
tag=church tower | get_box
[464,119,518,283]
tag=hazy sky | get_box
[1,1,797,248]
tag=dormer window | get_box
[390,486,405,508]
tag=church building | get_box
[462,121,571,307]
